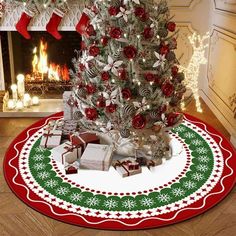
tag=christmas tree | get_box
[70,0,186,159]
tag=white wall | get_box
[170,0,236,146]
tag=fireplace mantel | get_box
[0,1,83,31]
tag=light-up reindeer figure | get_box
[181,32,210,112]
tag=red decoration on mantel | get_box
[76,12,91,37]
[46,8,65,40]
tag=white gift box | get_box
[113,157,142,178]
[51,141,81,165]
[80,144,113,171]
[63,91,80,120]
[40,129,62,148]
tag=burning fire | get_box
[32,39,69,81]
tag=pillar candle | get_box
[11,84,18,101]
[17,74,25,99]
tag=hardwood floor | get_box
[0,99,235,236]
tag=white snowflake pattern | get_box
[56,187,70,196]
[191,172,205,181]
[32,154,45,161]
[172,188,185,197]
[191,139,204,146]
[37,171,50,180]
[196,147,209,154]
[69,193,84,202]
[33,163,46,171]
[35,146,46,153]
[184,132,195,139]
[157,193,171,203]
[196,164,209,172]
[183,180,197,190]
[140,197,155,207]
[174,126,186,133]
[86,197,100,207]
[122,199,136,210]
[103,199,118,209]
[45,179,58,188]
[198,156,210,163]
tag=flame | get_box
[32,39,69,81]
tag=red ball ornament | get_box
[118,68,127,80]
[167,113,179,126]
[171,66,179,77]
[161,81,174,97]
[89,45,100,57]
[145,73,155,82]
[134,7,145,17]
[132,114,146,129]
[101,36,109,46]
[101,71,110,81]
[160,45,170,55]
[86,25,96,37]
[86,84,96,94]
[167,22,176,32]
[106,103,117,113]
[122,88,132,100]
[108,6,119,16]
[96,97,106,108]
[123,45,137,60]
[85,108,98,121]
[110,27,122,39]
[143,27,154,40]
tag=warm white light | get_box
[17,74,25,98]
[32,96,39,105]
[181,32,209,113]
[16,101,24,110]
[11,84,18,100]
[23,93,31,107]
[7,100,15,110]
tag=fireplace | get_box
[0,31,81,98]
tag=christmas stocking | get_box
[15,1,38,39]
[46,2,68,40]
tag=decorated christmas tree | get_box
[70,0,186,160]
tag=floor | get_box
[0,99,235,236]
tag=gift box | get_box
[63,91,80,120]
[113,158,142,178]
[51,141,81,164]
[62,120,79,136]
[40,129,62,148]
[147,159,162,169]
[70,132,100,153]
[80,144,113,171]
[65,161,79,175]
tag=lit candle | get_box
[17,74,25,99]
[32,96,39,105]
[16,100,24,110]
[23,93,31,107]
[7,100,15,110]
[11,84,18,101]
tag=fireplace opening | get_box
[0,31,81,98]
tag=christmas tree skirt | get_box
[4,112,236,230]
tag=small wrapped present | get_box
[65,161,79,175]
[147,159,162,169]
[113,158,142,178]
[63,91,80,120]
[51,142,81,164]
[70,132,100,153]
[40,129,62,148]
[80,144,113,171]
